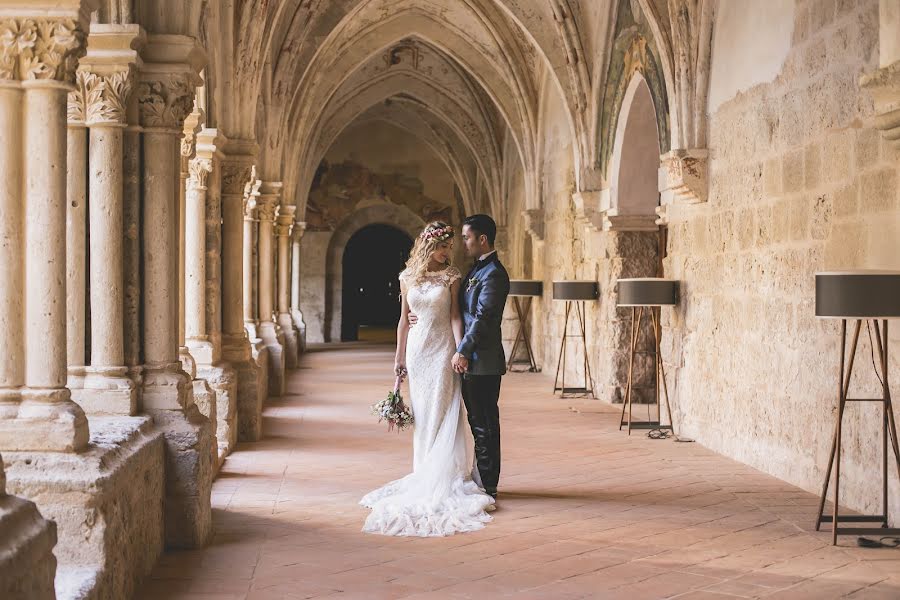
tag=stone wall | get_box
[663,0,900,521]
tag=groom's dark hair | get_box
[462,214,497,246]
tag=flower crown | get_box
[420,225,454,242]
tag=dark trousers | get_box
[461,374,502,493]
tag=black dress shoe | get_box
[485,488,497,499]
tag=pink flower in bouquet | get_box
[371,369,414,432]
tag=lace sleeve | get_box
[445,266,463,286]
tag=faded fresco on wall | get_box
[599,0,671,175]
[305,159,457,231]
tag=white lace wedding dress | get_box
[360,266,495,537]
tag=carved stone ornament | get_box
[521,208,544,241]
[0,18,86,83]
[67,70,86,123]
[82,69,133,125]
[860,60,900,153]
[181,131,196,158]
[187,158,212,191]
[137,73,195,130]
[221,164,253,195]
[659,148,708,204]
[293,221,308,241]
[257,197,277,222]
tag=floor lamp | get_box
[616,278,680,436]
[552,281,599,398]
[507,280,543,372]
[814,270,900,545]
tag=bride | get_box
[360,221,495,537]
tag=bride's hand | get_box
[394,361,407,377]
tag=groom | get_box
[452,215,510,500]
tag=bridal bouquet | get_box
[371,369,414,432]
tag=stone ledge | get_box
[4,416,165,600]
[0,494,56,600]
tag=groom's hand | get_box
[407,313,418,326]
[452,353,469,373]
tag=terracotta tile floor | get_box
[138,345,900,599]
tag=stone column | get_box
[0,15,90,452]
[191,129,237,463]
[290,222,307,353]
[276,205,298,369]
[220,149,265,441]
[137,45,213,548]
[257,183,286,397]
[243,177,260,339]
[179,108,202,380]
[74,35,144,414]
[65,77,88,393]
[185,157,213,352]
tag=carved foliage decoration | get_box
[137,74,195,129]
[257,197,277,222]
[0,18,85,83]
[221,164,253,195]
[83,70,133,124]
[68,68,87,123]
[187,158,212,191]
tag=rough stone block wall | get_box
[663,0,900,521]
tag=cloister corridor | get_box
[137,344,900,600]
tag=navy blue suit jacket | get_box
[457,252,510,376]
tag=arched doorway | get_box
[341,224,413,341]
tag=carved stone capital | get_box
[292,221,307,241]
[659,148,709,205]
[137,72,195,130]
[257,196,277,223]
[78,68,134,125]
[601,210,659,232]
[276,205,296,237]
[0,18,87,83]
[221,164,253,195]
[572,190,604,231]
[187,158,212,191]
[860,60,900,153]
[242,175,261,219]
[521,208,544,241]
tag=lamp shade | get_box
[617,278,679,307]
[552,280,599,301]
[815,271,900,318]
[509,280,543,297]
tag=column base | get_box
[0,494,57,600]
[146,405,214,549]
[141,363,192,411]
[234,353,266,443]
[259,321,285,397]
[0,389,89,452]
[244,320,259,341]
[71,367,138,416]
[190,379,218,470]
[196,363,237,467]
[278,312,299,369]
[179,346,197,380]
[66,366,86,391]
[4,416,165,600]
[291,309,307,353]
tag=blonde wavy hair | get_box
[402,221,455,286]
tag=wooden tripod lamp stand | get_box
[506,280,543,372]
[616,278,679,435]
[552,281,599,398]
[814,270,900,545]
